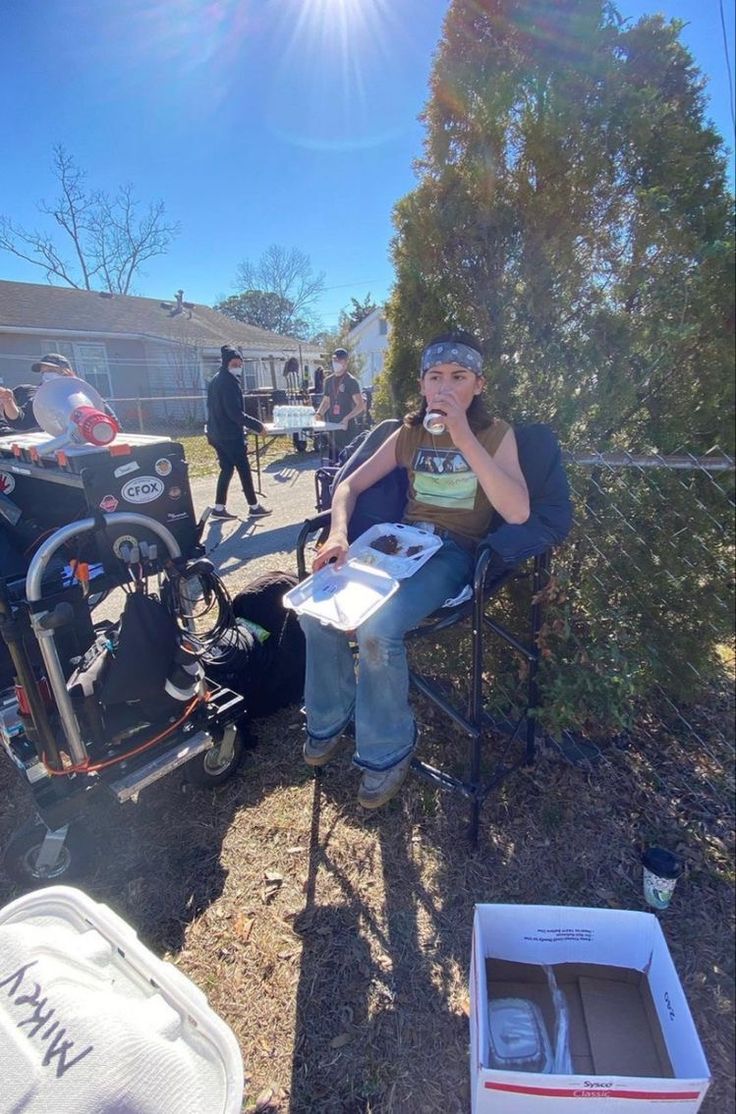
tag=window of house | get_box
[201,359,220,384]
[40,340,75,364]
[243,360,257,391]
[73,344,113,398]
[379,318,388,336]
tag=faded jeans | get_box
[300,539,474,771]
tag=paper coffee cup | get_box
[641,846,682,910]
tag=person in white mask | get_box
[315,347,365,462]
[0,353,77,433]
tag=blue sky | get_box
[1,0,733,331]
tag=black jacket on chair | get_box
[206,369,264,444]
[483,423,572,566]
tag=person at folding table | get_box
[300,331,530,809]
[315,347,365,461]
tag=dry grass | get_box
[0,677,732,1112]
[177,433,296,479]
[0,449,732,1112]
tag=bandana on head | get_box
[420,341,483,376]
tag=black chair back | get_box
[328,419,407,542]
[483,423,572,566]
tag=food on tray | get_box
[370,533,400,555]
[405,545,422,557]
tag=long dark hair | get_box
[404,330,494,432]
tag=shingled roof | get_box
[0,279,303,351]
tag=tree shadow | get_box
[206,520,306,577]
[0,719,301,956]
[289,769,473,1112]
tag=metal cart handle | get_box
[25,512,182,603]
[25,513,183,767]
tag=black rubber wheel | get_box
[3,819,93,887]
[184,724,246,788]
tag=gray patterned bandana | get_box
[420,340,483,376]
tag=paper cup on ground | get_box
[641,846,683,910]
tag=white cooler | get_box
[0,885,244,1113]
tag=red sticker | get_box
[99,494,119,512]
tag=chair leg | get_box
[467,795,480,847]
[524,550,549,765]
[466,551,490,837]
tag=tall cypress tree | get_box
[378,0,734,455]
[377,0,734,730]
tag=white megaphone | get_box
[32,376,120,455]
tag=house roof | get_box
[347,306,388,339]
[0,279,307,352]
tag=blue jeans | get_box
[300,540,474,771]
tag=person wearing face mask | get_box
[315,347,365,462]
[0,353,77,432]
[205,344,271,521]
[0,353,121,436]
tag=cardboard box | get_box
[470,905,710,1113]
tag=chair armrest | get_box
[480,513,567,568]
[301,511,332,535]
[296,511,332,579]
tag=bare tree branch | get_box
[0,145,180,293]
[0,215,82,288]
[233,245,325,338]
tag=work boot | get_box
[248,503,272,518]
[357,755,412,809]
[303,733,344,768]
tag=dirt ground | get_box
[0,440,733,1113]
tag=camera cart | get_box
[0,510,248,885]
[0,410,254,885]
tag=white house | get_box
[347,307,390,390]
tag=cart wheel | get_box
[3,819,92,886]
[184,723,246,788]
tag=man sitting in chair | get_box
[300,330,530,810]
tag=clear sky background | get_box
[1,0,734,332]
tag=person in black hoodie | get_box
[206,345,271,520]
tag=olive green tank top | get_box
[395,418,511,540]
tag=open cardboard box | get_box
[470,905,710,1113]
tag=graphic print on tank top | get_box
[412,446,477,509]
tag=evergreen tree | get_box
[377,0,735,734]
[341,294,379,332]
[378,0,734,455]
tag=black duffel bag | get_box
[205,571,305,718]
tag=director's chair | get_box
[296,421,572,841]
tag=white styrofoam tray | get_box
[284,522,443,630]
[346,522,442,579]
[284,561,398,630]
[0,885,244,1114]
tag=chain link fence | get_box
[454,446,735,838]
[108,393,207,433]
[108,389,331,434]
